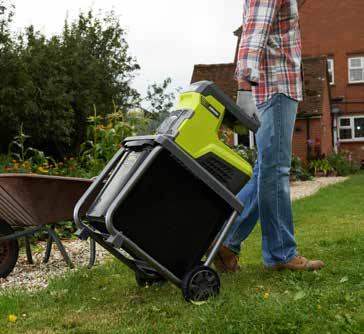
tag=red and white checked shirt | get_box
[235,0,303,104]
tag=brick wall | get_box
[339,142,364,162]
[300,0,364,103]
[292,119,309,161]
[300,0,364,162]
[293,118,322,163]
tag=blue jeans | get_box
[224,93,298,267]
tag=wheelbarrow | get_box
[0,173,94,278]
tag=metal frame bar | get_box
[204,210,238,267]
[25,236,33,264]
[0,226,43,241]
[44,226,73,268]
[121,234,182,287]
[88,238,96,269]
[0,224,74,268]
[80,224,158,279]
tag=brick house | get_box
[190,0,364,165]
[300,0,364,164]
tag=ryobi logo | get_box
[201,97,220,118]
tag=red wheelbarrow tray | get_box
[0,173,94,278]
[0,173,92,228]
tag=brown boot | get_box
[269,256,325,271]
[213,245,240,273]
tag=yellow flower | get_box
[263,292,270,299]
[8,314,17,323]
[37,166,48,174]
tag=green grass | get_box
[1,173,363,333]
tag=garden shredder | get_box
[74,81,260,302]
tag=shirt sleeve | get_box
[235,0,282,84]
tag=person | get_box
[214,0,324,272]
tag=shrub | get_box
[327,151,361,176]
[308,159,334,176]
[291,155,313,181]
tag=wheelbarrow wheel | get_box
[182,266,220,302]
[135,271,166,288]
[0,221,19,278]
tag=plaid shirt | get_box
[235,0,303,104]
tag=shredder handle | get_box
[73,147,125,229]
[186,81,261,132]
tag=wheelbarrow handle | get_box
[73,147,126,229]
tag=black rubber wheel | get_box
[182,266,220,302]
[135,271,166,287]
[0,221,19,278]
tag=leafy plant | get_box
[327,151,360,176]
[8,124,55,167]
[79,104,151,175]
[291,155,312,181]
[234,145,257,166]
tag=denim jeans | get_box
[224,93,298,267]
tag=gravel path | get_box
[0,240,110,292]
[0,176,348,292]
[290,176,347,200]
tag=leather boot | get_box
[269,256,325,271]
[213,245,240,273]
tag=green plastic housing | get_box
[157,81,260,194]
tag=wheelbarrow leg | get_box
[45,227,74,268]
[88,238,96,269]
[25,236,34,265]
[43,229,53,264]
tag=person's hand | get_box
[238,79,252,91]
[236,90,259,121]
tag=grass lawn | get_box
[1,173,363,334]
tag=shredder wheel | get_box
[182,266,220,302]
[135,271,166,287]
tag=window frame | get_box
[338,115,364,142]
[327,58,335,85]
[348,56,364,84]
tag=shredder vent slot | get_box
[199,155,234,185]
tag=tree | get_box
[0,0,13,48]
[0,7,140,156]
[144,78,179,133]
[59,10,140,152]
[0,0,18,152]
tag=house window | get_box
[339,116,364,141]
[348,56,364,83]
[327,59,334,85]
